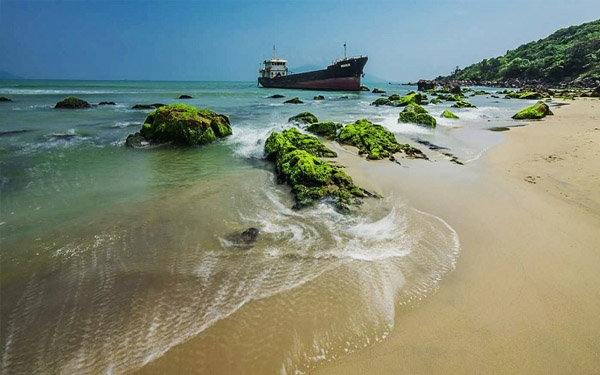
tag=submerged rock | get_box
[313,95,325,100]
[178,94,193,99]
[54,96,90,109]
[264,128,368,210]
[398,103,437,127]
[512,101,553,119]
[372,88,386,93]
[99,101,116,106]
[268,94,285,98]
[441,109,459,119]
[451,100,476,108]
[306,121,343,139]
[0,96,12,102]
[338,119,427,160]
[288,112,318,124]
[284,97,303,104]
[224,227,260,248]
[132,103,165,110]
[125,132,147,148]
[126,103,232,147]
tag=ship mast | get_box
[272,45,276,59]
[344,42,347,59]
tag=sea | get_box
[0,80,533,374]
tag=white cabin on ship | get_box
[259,59,288,79]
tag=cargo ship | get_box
[258,44,368,91]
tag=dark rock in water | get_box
[450,156,464,165]
[592,86,600,97]
[417,80,435,91]
[178,95,193,99]
[416,139,448,151]
[289,112,318,124]
[313,95,325,100]
[451,100,476,108]
[99,101,116,105]
[489,126,510,132]
[55,96,90,109]
[268,94,285,98]
[224,227,260,249]
[0,129,29,137]
[0,96,12,102]
[284,97,303,104]
[360,85,370,91]
[125,132,148,148]
[132,103,165,110]
[372,88,386,93]
[126,103,232,146]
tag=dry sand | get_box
[314,99,600,375]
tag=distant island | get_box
[0,70,24,80]
[434,19,599,88]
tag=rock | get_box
[417,80,436,91]
[240,227,259,243]
[441,84,461,94]
[371,97,391,106]
[512,101,553,120]
[372,88,386,93]
[0,96,12,102]
[268,94,285,98]
[398,103,437,127]
[264,129,366,210]
[54,96,90,109]
[306,121,343,139]
[371,92,425,107]
[288,112,318,124]
[223,227,260,249]
[430,98,442,104]
[388,94,401,101]
[473,90,487,95]
[592,86,600,97]
[338,119,427,159]
[360,86,370,91]
[442,110,459,119]
[125,132,147,148]
[132,103,165,110]
[451,100,476,108]
[313,95,325,100]
[127,103,232,146]
[99,101,116,105]
[284,97,303,104]
[178,95,193,99]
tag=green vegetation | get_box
[398,104,437,127]
[512,101,554,119]
[445,19,600,83]
[137,103,232,145]
[442,110,459,119]
[54,96,90,109]
[451,100,476,108]
[371,92,426,107]
[289,112,318,124]
[264,128,336,158]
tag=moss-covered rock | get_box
[442,110,459,119]
[264,129,367,209]
[430,98,442,104]
[284,97,303,104]
[289,112,318,124]
[337,119,426,159]
[306,121,343,139]
[128,103,231,146]
[451,100,476,108]
[313,95,325,100]
[265,127,336,159]
[371,97,391,106]
[360,85,370,91]
[372,88,386,93]
[371,92,426,107]
[512,101,553,119]
[398,104,437,127]
[54,96,90,109]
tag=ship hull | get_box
[259,56,368,91]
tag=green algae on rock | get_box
[512,101,554,119]
[430,98,442,104]
[338,119,427,160]
[372,88,386,93]
[265,128,336,158]
[371,92,426,107]
[284,97,303,104]
[398,103,437,127]
[264,129,368,210]
[126,103,232,147]
[441,109,459,119]
[54,96,91,109]
[451,100,476,108]
[288,112,318,124]
[306,121,343,139]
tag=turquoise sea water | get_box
[0,80,533,374]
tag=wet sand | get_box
[314,99,600,374]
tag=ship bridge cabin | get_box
[259,59,288,79]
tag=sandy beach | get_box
[313,98,600,375]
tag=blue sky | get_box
[0,0,598,81]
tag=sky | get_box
[0,0,599,82]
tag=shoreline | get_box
[313,98,600,374]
